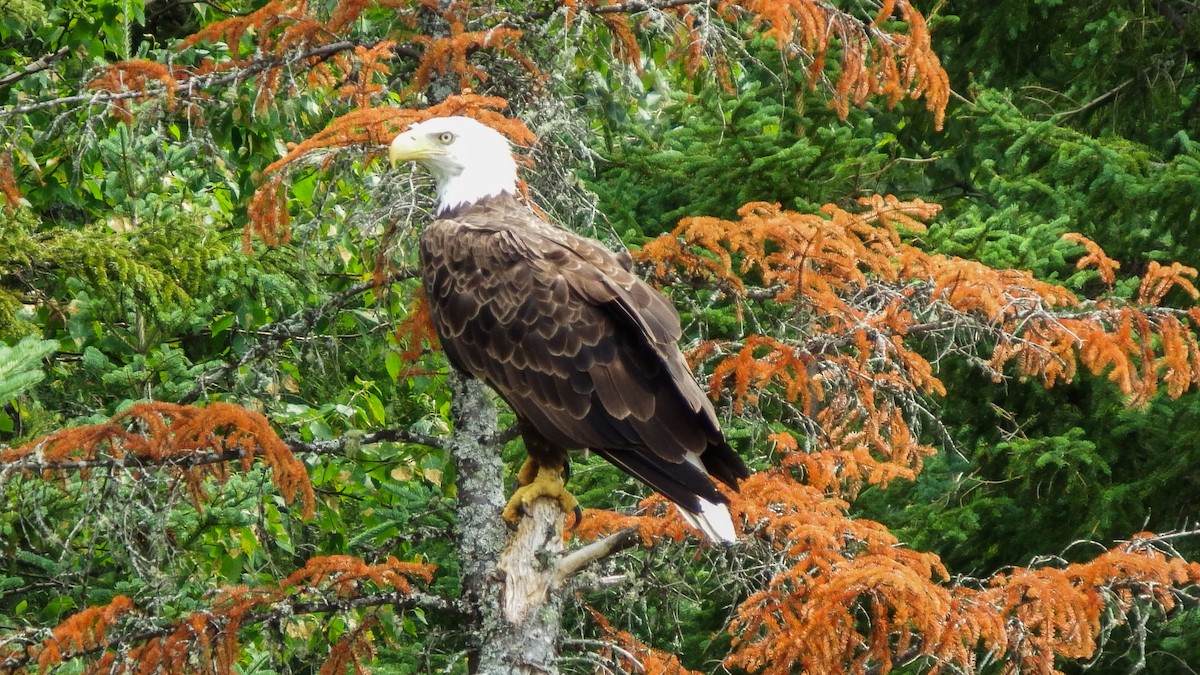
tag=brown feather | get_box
[419,193,750,518]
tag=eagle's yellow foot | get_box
[502,458,581,525]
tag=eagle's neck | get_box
[437,191,527,220]
[431,158,518,217]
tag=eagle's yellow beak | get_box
[388,131,436,167]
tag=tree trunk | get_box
[477,499,569,674]
[447,371,568,675]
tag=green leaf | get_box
[211,313,235,339]
[238,527,259,557]
[365,392,386,425]
[385,351,403,381]
[0,336,57,401]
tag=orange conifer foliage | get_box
[404,1,541,97]
[172,0,539,117]
[727,470,968,673]
[392,287,441,372]
[6,557,433,673]
[26,596,136,672]
[575,495,706,547]
[572,197,1200,671]
[720,470,1200,673]
[281,554,435,595]
[177,0,303,56]
[579,467,1200,672]
[586,472,1200,672]
[0,401,315,518]
[565,0,948,128]
[86,59,183,122]
[320,616,380,675]
[82,1,415,124]
[535,0,951,122]
[587,607,704,675]
[176,0,403,112]
[1063,233,1120,286]
[341,41,402,107]
[126,556,432,674]
[636,198,1200,495]
[0,150,23,210]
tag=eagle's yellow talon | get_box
[502,459,579,523]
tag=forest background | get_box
[2,0,1200,672]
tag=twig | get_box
[1052,78,1134,121]
[1,40,421,118]
[179,271,413,404]
[0,47,71,89]
[484,423,522,448]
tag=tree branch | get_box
[1051,78,1134,121]
[0,426,446,475]
[0,47,71,90]
[523,0,704,21]
[0,589,460,673]
[180,271,413,404]
[287,427,448,455]
[584,0,702,13]
[441,371,508,673]
[1,40,422,118]
[552,528,639,587]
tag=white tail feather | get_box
[675,453,738,545]
[676,499,737,546]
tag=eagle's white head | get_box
[389,116,519,216]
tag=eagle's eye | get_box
[437,131,455,145]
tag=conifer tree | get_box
[2,1,1200,673]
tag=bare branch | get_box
[1,427,444,489]
[553,528,640,587]
[0,446,247,474]
[0,46,71,89]
[0,425,448,476]
[584,0,702,13]
[0,40,422,118]
[1051,78,1135,121]
[520,0,715,22]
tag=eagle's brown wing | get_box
[419,195,747,513]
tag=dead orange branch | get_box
[0,401,316,518]
[2,557,442,674]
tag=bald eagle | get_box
[389,116,749,544]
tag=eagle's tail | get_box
[675,499,737,546]
[592,448,741,546]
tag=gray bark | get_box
[447,370,565,675]
[446,371,638,674]
[443,371,509,672]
